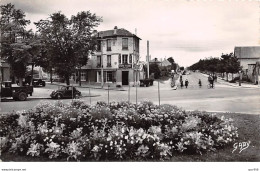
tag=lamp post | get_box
[239,71,242,86]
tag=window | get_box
[97,71,101,82]
[122,38,128,50]
[97,40,101,51]
[113,39,116,46]
[107,55,111,67]
[129,54,132,64]
[107,39,111,51]
[107,71,112,82]
[81,71,86,81]
[122,55,128,64]
[97,56,101,67]
[118,54,121,64]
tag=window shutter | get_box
[118,54,121,64]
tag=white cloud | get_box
[1,0,258,67]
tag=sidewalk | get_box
[46,82,128,91]
[201,73,260,89]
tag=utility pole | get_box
[147,41,149,79]
[101,42,104,88]
[158,80,160,107]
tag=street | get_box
[1,72,260,114]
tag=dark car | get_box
[1,81,33,101]
[50,86,81,99]
[32,78,46,87]
[20,76,46,87]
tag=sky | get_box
[1,0,259,67]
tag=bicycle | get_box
[207,83,215,89]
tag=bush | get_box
[0,100,238,161]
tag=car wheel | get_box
[56,93,62,99]
[75,93,80,99]
[18,92,27,101]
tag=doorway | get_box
[122,71,129,85]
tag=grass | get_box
[171,112,260,162]
[1,112,259,162]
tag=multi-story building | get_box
[82,26,143,86]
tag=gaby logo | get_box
[232,141,250,153]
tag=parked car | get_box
[140,79,154,87]
[32,78,46,87]
[1,81,33,101]
[50,86,81,99]
[19,76,46,87]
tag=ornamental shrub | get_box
[0,100,238,161]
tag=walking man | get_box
[185,79,189,88]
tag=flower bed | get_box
[0,100,238,161]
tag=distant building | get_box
[234,46,260,83]
[81,26,144,86]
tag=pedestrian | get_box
[198,79,202,88]
[180,80,184,88]
[213,75,217,82]
[208,74,214,88]
[171,79,175,88]
[185,79,189,88]
[180,75,182,82]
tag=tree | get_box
[35,11,102,85]
[0,3,35,85]
[167,57,174,64]
[220,53,241,80]
[167,57,177,71]
[149,63,161,79]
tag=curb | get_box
[46,82,130,90]
[201,73,260,89]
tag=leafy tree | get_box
[179,66,184,71]
[149,63,161,79]
[167,57,178,71]
[0,3,37,85]
[220,53,241,80]
[167,57,174,64]
[35,11,102,85]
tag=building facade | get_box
[234,46,260,83]
[0,59,11,82]
[82,26,143,86]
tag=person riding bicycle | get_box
[208,74,214,88]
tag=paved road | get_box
[1,72,260,114]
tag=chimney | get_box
[114,26,118,34]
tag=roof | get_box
[161,59,171,66]
[150,58,161,63]
[96,27,141,40]
[234,46,260,59]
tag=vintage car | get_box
[1,81,33,101]
[50,86,81,99]
[32,78,46,87]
